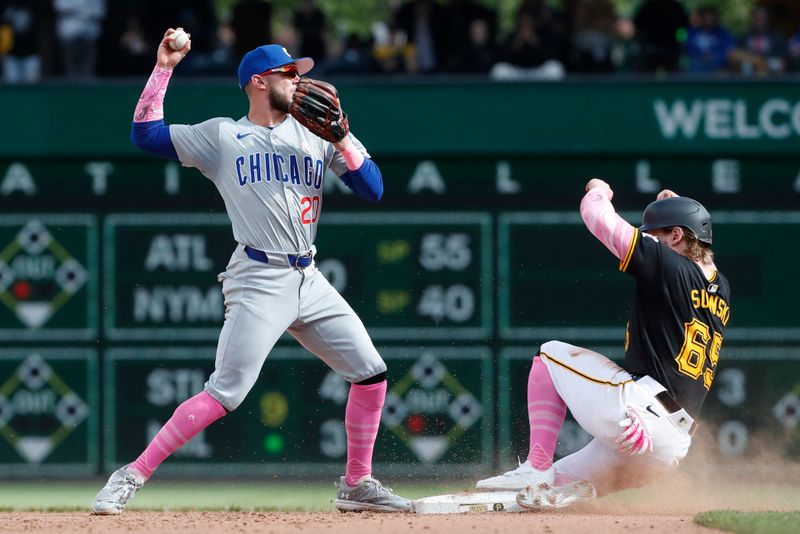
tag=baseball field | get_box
[1,19,800,534]
[1,461,798,534]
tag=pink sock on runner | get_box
[527,355,567,471]
[344,380,386,486]
[129,391,227,480]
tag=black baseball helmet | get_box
[640,197,712,245]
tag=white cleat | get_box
[476,460,555,491]
[516,480,597,511]
[92,466,144,515]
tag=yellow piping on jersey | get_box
[619,229,638,272]
[708,271,717,282]
[541,352,633,387]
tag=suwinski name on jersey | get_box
[690,288,730,326]
[235,152,325,189]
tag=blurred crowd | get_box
[2,0,800,84]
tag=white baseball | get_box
[169,30,189,51]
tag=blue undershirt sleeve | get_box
[130,120,179,160]
[338,158,384,203]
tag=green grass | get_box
[696,511,800,534]
[0,480,472,512]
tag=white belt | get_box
[634,376,697,436]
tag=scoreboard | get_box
[105,347,492,476]
[1,80,799,475]
[103,212,491,340]
[0,348,97,475]
[0,215,97,340]
[2,154,799,209]
[499,211,800,341]
[2,206,797,474]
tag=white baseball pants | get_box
[539,340,693,495]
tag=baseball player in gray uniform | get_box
[93,28,410,514]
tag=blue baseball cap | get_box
[237,45,314,90]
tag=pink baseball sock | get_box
[527,355,567,471]
[128,391,227,480]
[344,380,386,486]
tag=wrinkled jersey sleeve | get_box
[169,118,227,179]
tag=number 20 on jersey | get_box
[301,196,320,224]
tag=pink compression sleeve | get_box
[579,186,635,261]
[133,66,173,122]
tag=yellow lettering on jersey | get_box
[690,289,730,326]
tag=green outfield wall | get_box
[0,81,798,477]
[1,80,800,156]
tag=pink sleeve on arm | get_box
[580,186,635,261]
[339,142,365,170]
[133,66,173,122]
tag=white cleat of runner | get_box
[475,460,555,491]
[516,480,597,510]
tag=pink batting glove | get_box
[615,410,653,456]
[656,189,678,200]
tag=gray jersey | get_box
[170,116,369,253]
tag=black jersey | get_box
[619,229,731,419]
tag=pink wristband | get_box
[340,145,365,171]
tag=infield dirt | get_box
[0,511,718,534]
[2,465,797,534]
[2,447,797,534]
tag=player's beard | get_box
[269,87,291,114]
